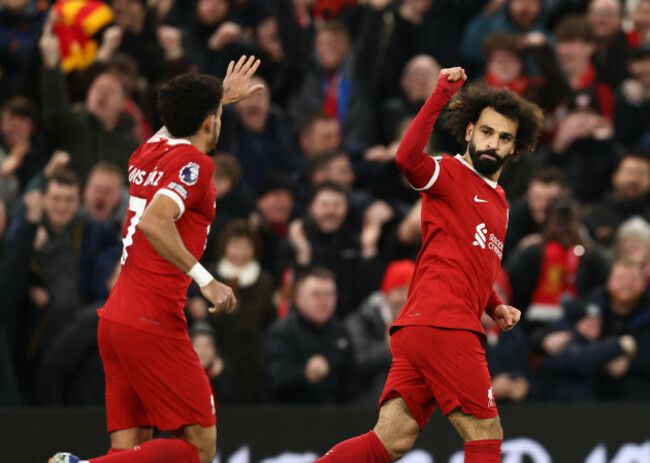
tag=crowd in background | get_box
[1,0,650,408]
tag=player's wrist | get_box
[187,263,214,287]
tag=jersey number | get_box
[121,196,147,264]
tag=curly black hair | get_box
[444,83,545,158]
[158,74,223,138]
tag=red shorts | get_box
[98,318,216,432]
[379,326,497,430]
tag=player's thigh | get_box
[172,424,216,463]
[447,409,503,441]
[109,427,154,450]
[374,397,420,454]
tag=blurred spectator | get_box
[277,181,380,317]
[0,96,50,196]
[0,0,48,92]
[5,169,120,380]
[298,112,342,160]
[612,217,650,279]
[481,32,568,112]
[615,43,650,150]
[460,0,548,77]
[203,153,255,264]
[507,196,610,333]
[626,0,650,46]
[304,149,378,223]
[503,167,568,263]
[378,55,440,145]
[218,77,300,192]
[554,14,615,119]
[35,262,121,406]
[102,0,167,82]
[81,161,126,231]
[570,259,650,399]
[585,153,650,245]
[289,15,383,149]
[535,298,637,401]
[372,0,485,100]
[249,170,295,275]
[0,190,42,406]
[39,24,140,181]
[345,259,414,404]
[204,220,276,403]
[264,267,357,403]
[542,88,622,204]
[190,321,238,406]
[586,0,632,88]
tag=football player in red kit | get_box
[316,67,545,462]
[49,57,264,463]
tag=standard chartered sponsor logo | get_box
[472,223,487,248]
[472,223,504,259]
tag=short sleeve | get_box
[416,155,455,196]
[154,149,213,219]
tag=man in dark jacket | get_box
[39,22,140,181]
[536,299,636,401]
[264,267,357,404]
[277,181,380,317]
[0,189,42,406]
[345,260,414,404]
[585,153,650,245]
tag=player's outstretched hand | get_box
[202,279,237,314]
[222,55,264,105]
[440,67,467,83]
[492,304,520,331]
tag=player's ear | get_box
[465,122,474,143]
[202,114,216,134]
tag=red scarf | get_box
[485,71,531,96]
[528,242,580,320]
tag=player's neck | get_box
[182,134,210,154]
[461,152,501,183]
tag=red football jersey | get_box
[99,134,216,338]
[393,154,508,342]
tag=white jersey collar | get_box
[147,126,192,145]
[455,154,498,189]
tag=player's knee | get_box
[376,419,419,461]
[196,440,216,463]
[466,416,503,441]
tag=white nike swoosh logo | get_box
[474,195,488,203]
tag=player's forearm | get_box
[395,75,463,177]
[138,216,197,274]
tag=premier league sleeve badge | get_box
[179,162,200,186]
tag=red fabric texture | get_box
[529,241,579,309]
[106,448,124,455]
[464,439,502,462]
[315,431,390,463]
[380,326,498,430]
[98,319,216,432]
[89,439,200,463]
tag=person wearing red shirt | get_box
[316,67,544,462]
[49,56,264,463]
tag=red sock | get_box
[106,448,125,455]
[464,439,502,462]
[315,431,391,462]
[88,439,200,463]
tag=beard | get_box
[468,140,508,176]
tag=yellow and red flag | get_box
[53,0,114,73]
